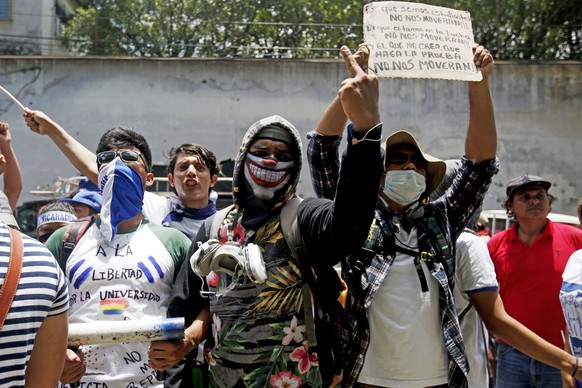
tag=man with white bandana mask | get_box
[38,127,197,388]
[154,46,384,387]
[308,43,500,387]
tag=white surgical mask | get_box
[382,170,426,206]
[244,153,294,201]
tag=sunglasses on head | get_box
[387,152,428,169]
[97,150,145,167]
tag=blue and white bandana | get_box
[98,160,144,242]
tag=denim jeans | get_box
[495,342,562,387]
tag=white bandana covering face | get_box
[383,170,427,206]
[244,154,294,201]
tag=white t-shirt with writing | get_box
[65,223,177,387]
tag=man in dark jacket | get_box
[152,46,384,387]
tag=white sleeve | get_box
[456,232,499,294]
[563,249,582,283]
[142,191,171,224]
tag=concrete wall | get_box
[0,56,581,215]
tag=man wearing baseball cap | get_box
[488,174,582,386]
[59,190,102,219]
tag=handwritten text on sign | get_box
[363,1,481,81]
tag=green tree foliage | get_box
[63,0,215,56]
[195,0,364,58]
[63,0,581,59]
[421,0,581,59]
[63,0,365,58]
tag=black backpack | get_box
[58,217,94,271]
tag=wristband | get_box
[573,355,579,377]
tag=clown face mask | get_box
[243,139,295,201]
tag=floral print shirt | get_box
[205,214,322,387]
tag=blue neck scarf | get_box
[163,197,216,222]
[162,196,216,238]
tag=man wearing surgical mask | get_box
[41,127,197,388]
[307,43,500,387]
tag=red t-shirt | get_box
[488,220,582,347]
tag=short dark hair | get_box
[96,127,153,172]
[166,144,219,177]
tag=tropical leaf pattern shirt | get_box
[205,215,323,387]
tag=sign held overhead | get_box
[364,1,482,81]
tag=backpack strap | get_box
[279,197,319,350]
[458,301,473,322]
[61,217,93,271]
[209,205,235,240]
[393,244,429,293]
[280,197,306,261]
[0,227,23,331]
[424,215,455,287]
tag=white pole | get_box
[68,317,184,347]
[0,85,26,111]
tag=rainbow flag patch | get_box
[100,298,129,315]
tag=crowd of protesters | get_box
[1,41,582,388]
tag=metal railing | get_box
[148,176,233,199]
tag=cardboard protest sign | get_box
[364,1,482,81]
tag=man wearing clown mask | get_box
[41,127,197,388]
[155,47,384,387]
[243,125,296,202]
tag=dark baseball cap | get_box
[59,190,102,213]
[506,174,551,198]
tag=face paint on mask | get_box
[98,159,145,242]
[382,170,427,206]
[244,153,294,201]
